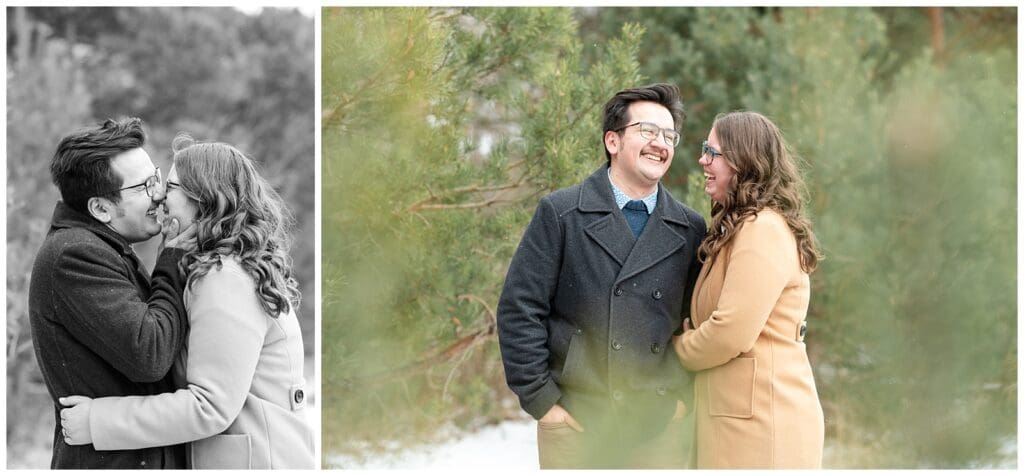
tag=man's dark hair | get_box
[601,83,685,162]
[50,117,147,214]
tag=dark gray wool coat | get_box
[29,202,189,469]
[498,164,706,438]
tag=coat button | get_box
[294,389,304,404]
[652,289,663,300]
[575,328,583,336]
[614,287,623,296]
[612,390,623,401]
[656,386,667,396]
[651,343,662,354]
[612,340,622,350]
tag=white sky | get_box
[235,5,316,17]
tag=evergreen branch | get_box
[350,319,497,388]
[405,179,526,212]
[406,182,515,211]
[325,18,428,128]
[456,293,497,325]
[323,63,385,126]
[441,338,478,402]
[449,182,521,195]
[346,292,499,388]
[565,98,601,133]
[404,155,536,212]
[408,195,516,212]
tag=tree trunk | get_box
[14,6,30,67]
[929,7,945,67]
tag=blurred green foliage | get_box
[322,7,649,462]
[324,6,1015,469]
[6,7,313,468]
[577,7,1016,467]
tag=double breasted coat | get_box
[28,202,189,469]
[498,164,706,438]
[86,256,315,469]
[674,209,824,468]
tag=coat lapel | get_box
[579,165,634,267]
[617,184,693,283]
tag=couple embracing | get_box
[28,118,315,469]
[497,84,825,469]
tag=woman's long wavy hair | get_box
[172,133,301,316]
[698,112,822,273]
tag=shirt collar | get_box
[607,168,657,214]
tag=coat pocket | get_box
[191,433,252,469]
[707,357,756,419]
[558,330,584,387]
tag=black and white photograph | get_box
[6,6,316,469]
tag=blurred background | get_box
[322,7,1016,469]
[6,7,314,468]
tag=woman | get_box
[672,111,824,468]
[59,134,315,469]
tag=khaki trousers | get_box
[536,408,693,469]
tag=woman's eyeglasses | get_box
[701,141,723,165]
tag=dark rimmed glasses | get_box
[700,141,723,165]
[615,121,680,147]
[107,167,162,198]
[166,180,201,201]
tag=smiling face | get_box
[162,164,200,231]
[700,127,735,204]
[104,148,164,243]
[605,101,675,197]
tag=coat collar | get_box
[48,201,135,256]
[577,164,693,228]
[579,164,694,282]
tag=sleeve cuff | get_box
[522,379,562,420]
[89,397,119,451]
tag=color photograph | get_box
[321,7,1016,469]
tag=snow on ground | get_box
[326,415,1018,470]
[327,418,539,469]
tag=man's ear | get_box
[604,130,621,159]
[86,197,114,223]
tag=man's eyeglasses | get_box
[615,122,680,147]
[701,141,723,165]
[108,168,162,199]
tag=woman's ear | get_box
[86,197,114,223]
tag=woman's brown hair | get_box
[697,111,822,273]
[171,133,301,316]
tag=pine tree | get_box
[584,6,1016,468]
[321,7,649,457]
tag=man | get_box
[28,117,195,469]
[497,84,706,469]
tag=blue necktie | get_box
[623,200,649,238]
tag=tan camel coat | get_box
[674,209,823,469]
